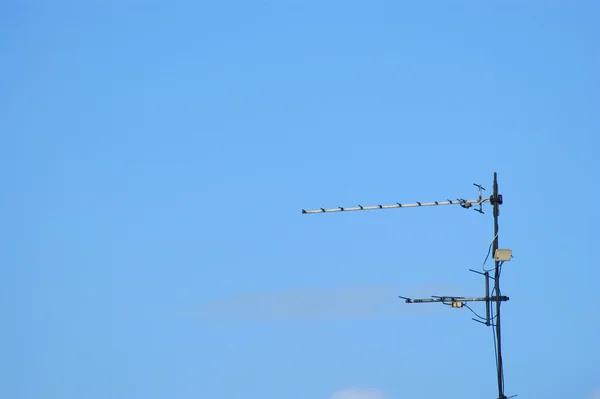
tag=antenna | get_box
[301,172,514,399]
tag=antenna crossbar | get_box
[302,198,490,214]
[398,295,509,304]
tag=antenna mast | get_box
[301,172,513,399]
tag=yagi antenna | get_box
[302,186,489,214]
[301,173,514,399]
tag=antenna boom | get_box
[302,198,490,214]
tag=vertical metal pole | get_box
[492,172,505,399]
[485,271,490,326]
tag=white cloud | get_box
[330,387,389,399]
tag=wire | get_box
[464,303,497,322]
[482,232,499,272]
[484,232,506,394]
[463,304,488,321]
[492,313,500,388]
[491,283,506,395]
[490,287,499,382]
[463,304,485,319]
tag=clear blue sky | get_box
[2,1,599,398]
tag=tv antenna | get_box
[301,172,514,399]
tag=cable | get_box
[492,278,506,396]
[498,261,504,279]
[464,304,486,320]
[492,310,500,387]
[482,232,499,272]
[464,304,497,322]
[490,287,499,383]
[484,230,506,395]
[483,231,504,392]
[464,303,495,322]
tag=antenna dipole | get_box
[301,173,513,399]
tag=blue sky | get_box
[1,1,599,398]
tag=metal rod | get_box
[400,296,509,304]
[485,271,490,326]
[302,198,490,214]
[492,172,506,399]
